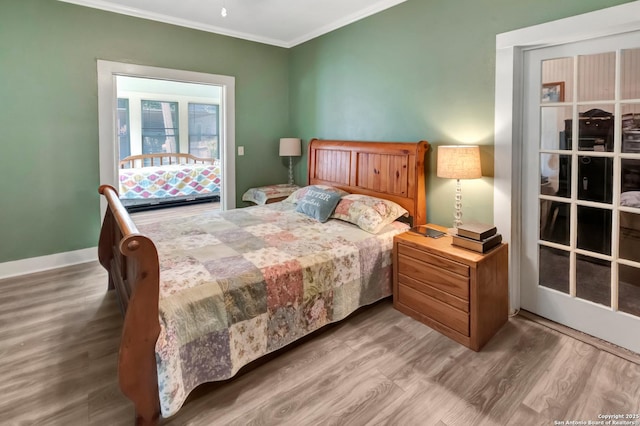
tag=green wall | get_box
[0,0,634,263]
[289,0,635,228]
[0,0,290,263]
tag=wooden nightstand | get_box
[242,184,299,205]
[393,224,508,351]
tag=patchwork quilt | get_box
[137,202,409,417]
[119,160,221,199]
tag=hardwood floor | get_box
[129,201,220,226]
[1,260,639,425]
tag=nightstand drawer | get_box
[398,285,469,336]
[398,244,469,277]
[398,253,469,300]
[398,274,469,313]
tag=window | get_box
[117,98,130,160]
[141,100,178,155]
[188,103,219,159]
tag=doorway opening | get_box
[116,76,222,212]
[97,60,236,216]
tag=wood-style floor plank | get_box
[441,321,560,425]
[1,259,639,426]
[520,337,600,422]
[562,350,640,421]
[129,201,219,226]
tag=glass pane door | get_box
[522,34,640,354]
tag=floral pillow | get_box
[331,194,408,234]
[295,188,342,223]
[283,185,349,204]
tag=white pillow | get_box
[620,191,640,208]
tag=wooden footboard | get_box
[98,185,161,426]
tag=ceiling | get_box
[58,0,407,48]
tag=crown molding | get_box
[287,0,406,47]
[57,0,291,47]
[56,0,407,48]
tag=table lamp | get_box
[436,145,482,231]
[279,138,301,185]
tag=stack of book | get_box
[452,222,502,253]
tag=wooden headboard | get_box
[308,139,430,226]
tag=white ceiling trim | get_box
[287,0,406,47]
[57,0,406,48]
[58,0,289,47]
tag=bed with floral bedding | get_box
[98,139,429,425]
[144,199,409,416]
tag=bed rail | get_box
[98,185,161,426]
[119,153,215,168]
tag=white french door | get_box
[521,32,640,353]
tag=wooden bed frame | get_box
[98,139,429,425]
[119,152,215,169]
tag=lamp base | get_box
[453,178,463,229]
[287,156,294,185]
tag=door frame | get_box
[493,1,640,313]
[97,60,236,215]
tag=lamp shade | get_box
[437,145,482,179]
[279,138,301,156]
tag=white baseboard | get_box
[0,247,98,280]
